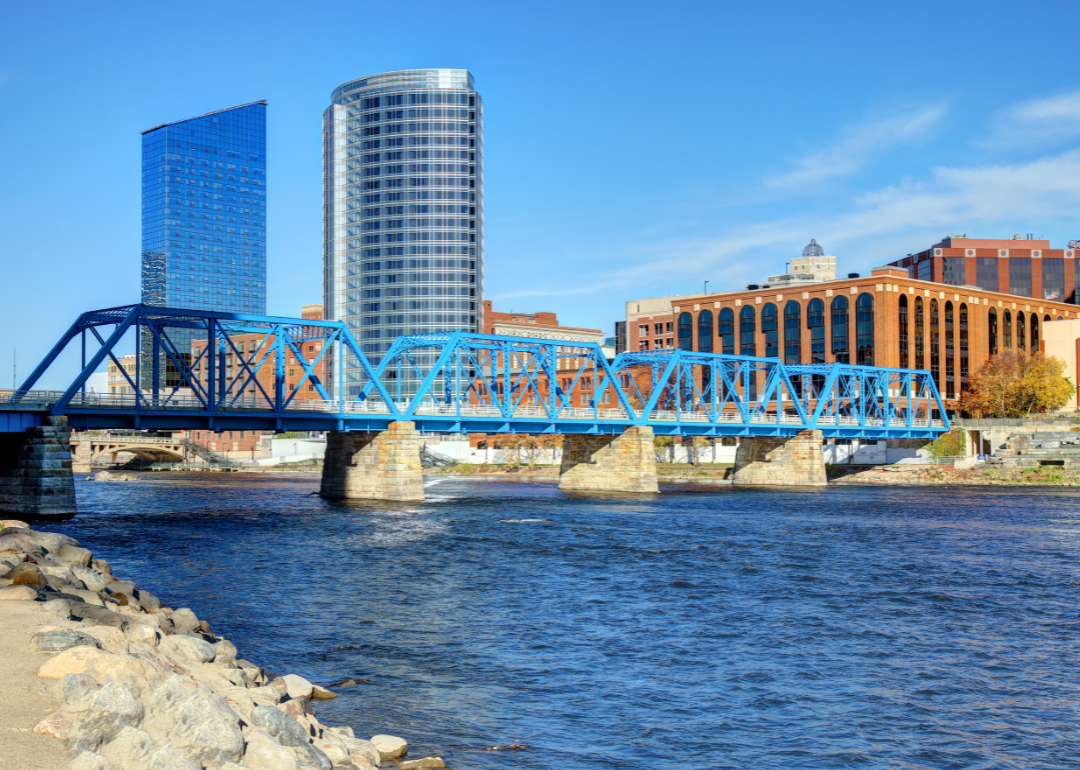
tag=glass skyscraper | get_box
[141,101,267,385]
[323,70,483,397]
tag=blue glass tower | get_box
[323,70,482,397]
[141,101,267,384]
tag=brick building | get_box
[889,236,1079,302]
[671,267,1080,410]
[626,293,711,354]
[181,304,328,455]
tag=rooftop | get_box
[141,100,267,135]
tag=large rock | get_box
[169,607,200,630]
[0,533,44,555]
[135,588,161,611]
[371,734,408,760]
[58,544,94,567]
[82,625,130,654]
[310,685,336,701]
[38,646,166,693]
[146,743,200,770]
[250,706,331,770]
[61,588,107,606]
[125,623,160,647]
[243,741,300,770]
[29,628,101,654]
[281,674,314,700]
[100,725,152,768]
[68,602,128,628]
[143,675,245,767]
[63,751,110,770]
[398,759,445,770]
[341,737,380,768]
[67,679,145,748]
[214,638,238,662]
[161,634,216,664]
[5,562,46,588]
[0,585,39,601]
[71,565,109,592]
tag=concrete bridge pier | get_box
[0,417,78,519]
[558,426,660,493]
[320,421,425,501]
[71,434,93,474]
[732,429,827,486]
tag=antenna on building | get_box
[12,348,15,390]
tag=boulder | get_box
[32,710,67,738]
[82,626,130,654]
[314,738,350,765]
[268,677,288,696]
[146,743,200,770]
[142,675,245,767]
[29,628,101,654]
[63,751,111,770]
[371,734,408,760]
[398,758,445,770]
[281,674,314,700]
[100,725,152,768]
[135,588,161,611]
[67,679,145,748]
[0,585,39,601]
[72,565,109,592]
[69,602,128,628]
[243,741,300,770]
[342,737,380,768]
[310,685,336,701]
[250,706,332,770]
[58,544,94,567]
[0,533,44,555]
[170,607,200,630]
[161,634,216,664]
[61,588,106,607]
[214,638,238,662]
[92,558,113,576]
[22,529,80,553]
[125,624,160,647]
[43,598,73,618]
[1,519,30,528]
[38,646,166,693]
[5,562,46,588]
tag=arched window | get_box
[899,295,909,368]
[856,293,874,365]
[960,303,969,391]
[1030,313,1039,352]
[945,301,955,399]
[915,297,925,370]
[678,311,695,349]
[1017,311,1026,352]
[930,300,940,390]
[988,307,998,355]
[831,296,849,363]
[784,301,801,364]
[739,306,756,356]
[739,306,757,400]
[719,308,735,355]
[1003,309,1012,349]
[808,299,825,364]
[762,303,779,358]
[697,310,713,353]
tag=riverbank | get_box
[830,464,1080,486]
[0,520,436,770]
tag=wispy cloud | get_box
[984,88,1080,147]
[765,103,948,189]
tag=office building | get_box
[888,235,1079,302]
[323,69,483,397]
[141,101,267,385]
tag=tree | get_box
[959,352,1074,418]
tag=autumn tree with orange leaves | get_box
[959,352,1074,418]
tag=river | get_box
[50,473,1080,769]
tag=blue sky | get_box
[4,0,1080,387]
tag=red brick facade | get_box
[673,268,1080,408]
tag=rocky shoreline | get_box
[0,521,444,770]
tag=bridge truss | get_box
[2,305,949,438]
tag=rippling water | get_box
[49,474,1080,769]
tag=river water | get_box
[50,474,1080,769]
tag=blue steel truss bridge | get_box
[0,305,949,440]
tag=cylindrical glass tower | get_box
[323,69,483,399]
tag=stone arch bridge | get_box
[70,435,188,473]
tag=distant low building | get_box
[750,239,838,290]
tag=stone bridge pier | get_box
[732,429,827,486]
[0,417,77,519]
[558,426,659,493]
[320,421,425,502]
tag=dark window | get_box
[917,260,932,281]
[762,304,778,358]
[856,293,874,366]
[976,257,998,293]
[1010,258,1032,297]
[930,299,940,391]
[697,310,713,353]
[945,301,955,398]
[831,296,849,363]
[988,307,997,355]
[1017,311,1026,351]
[1003,309,1012,350]
[960,303,969,391]
[739,306,756,356]
[677,312,693,350]
[1043,258,1065,301]
[942,257,965,286]
[808,299,825,364]
[915,297,925,370]
[783,301,801,365]
[719,308,735,355]
[898,295,908,368]
[1031,313,1039,351]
